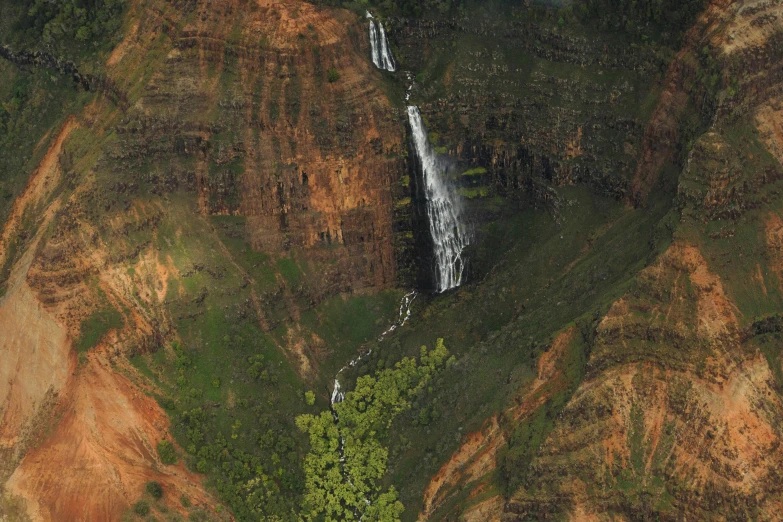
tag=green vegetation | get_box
[145,481,163,500]
[75,306,124,352]
[0,491,32,522]
[461,167,486,177]
[6,0,124,56]
[296,340,451,521]
[457,186,489,199]
[133,500,150,516]
[2,0,746,519]
[0,64,85,239]
[573,0,705,43]
[157,440,177,465]
[500,329,589,494]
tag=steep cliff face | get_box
[0,0,407,519]
[509,243,783,520]
[392,11,669,208]
[4,0,783,520]
[106,0,406,296]
[399,0,783,519]
[501,0,783,518]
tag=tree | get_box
[157,440,177,465]
[133,501,150,516]
[146,481,163,499]
[296,339,451,521]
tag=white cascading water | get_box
[378,290,417,340]
[368,20,382,69]
[407,106,470,293]
[378,23,396,71]
[367,13,396,72]
[330,290,418,406]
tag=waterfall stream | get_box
[367,12,396,72]
[327,290,418,516]
[407,106,470,293]
[378,23,396,71]
[330,290,418,407]
[322,19,468,516]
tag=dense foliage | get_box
[9,0,123,50]
[165,340,304,521]
[296,340,452,521]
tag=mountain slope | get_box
[2,0,783,520]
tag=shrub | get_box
[133,500,150,516]
[327,67,340,83]
[305,390,316,406]
[146,481,163,499]
[157,440,177,465]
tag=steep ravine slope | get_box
[0,0,407,519]
[410,0,783,519]
[3,0,783,520]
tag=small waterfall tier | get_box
[367,13,396,72]
[407,106,470,293]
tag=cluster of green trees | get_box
[0,75,28,153]
[11,0,123,49]
[166,339,303,521]
[296,339,453,521]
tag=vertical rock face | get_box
[398,0,783,519]
[110,0,406,295]
[0,0,410,519]
[391,15,666,204]
[500,1,783,519]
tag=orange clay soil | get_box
[6,345,217,521]
[0,109,217,521]
[0,116,77,269]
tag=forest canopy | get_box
[9,0,123,50]
[296,339,453,521]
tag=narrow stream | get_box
[324,20,470,515]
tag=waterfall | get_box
[330,290,417,405]
[378,23,396,72]
[369,21,382,69]
[407,106,470,293]
[330,378,345,405]
[367,13,396,72]
[378,290,417,340]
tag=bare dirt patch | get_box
[6,349,216,521]
[461,495,504,522]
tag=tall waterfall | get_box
[407,106,469,293]
[378,23,396,71]
[369,20,382,69]
[367,13,396,72]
